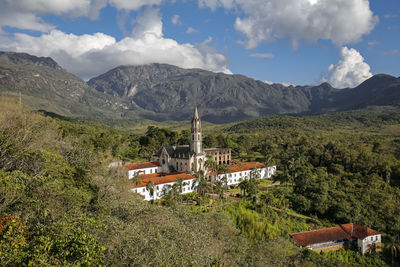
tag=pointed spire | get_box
[193,106,199,121]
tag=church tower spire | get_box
[190,106,202,154]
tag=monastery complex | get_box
[124,106,277,201]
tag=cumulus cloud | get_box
[109,0,162,10]
[249,53,274,59]
[0,0,164,32]
[0,8,230,79]
[171,14,181,25]
[0,0,108,32]
[325,46,372,89]
[199,0,378,49]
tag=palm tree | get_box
[247,176,260,203]
[238,178,248,198]
[194,174,211,206]
[214,180,224,200]
[175,178,185,194]
[205,157,217,174]
[146,181,155,202]
[132,173,141,186]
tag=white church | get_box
[125,106,277,201]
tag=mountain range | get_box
[0,51,399,124]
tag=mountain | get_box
[88,64,339,122]
[1,51,399,124]
[0,51,125,119]
[89,64,400,122]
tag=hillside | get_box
[0,51,124,119]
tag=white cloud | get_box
[325,46,372,88]
[0,0,108,32]
[109,0,162,10]
[281,82,295,87]
[249,53,274,59]
[0,8,230,79]
[199,0,378,49]
[171,14,181,25]
[186,27,198,34]
[0,0,162,32]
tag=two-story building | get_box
[130,172,196,201]
[290,223,381,254]
[209,162,277,186]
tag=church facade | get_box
[153,107,208,174]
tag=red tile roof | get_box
[209,162,265,175]
[131,172,195,188]
[125,161,160,170]
[290,224,380,247]
[228,162,265,172]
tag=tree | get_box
[131,173,141,186]
[239,178,248,198]
[146,181,155,202]
[194,174,210,205]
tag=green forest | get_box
[1,96,400,266]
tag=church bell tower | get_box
[190,106,202,154]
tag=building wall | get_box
[204,148,231,165]
[131,178,197,201]
[358,235,382,254]
[128,166,162,179]
[312,244,345,252]
[214,166,277,186]
[170,157,190,172]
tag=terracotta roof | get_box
[228,162,265,172]
[125,161,160,170]
[341,223,380,240]
[290,224,380,247]
[209,162,265,175]
[131,172,195,188]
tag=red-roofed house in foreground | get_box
[290,224,381,254]
[122,106,277,201]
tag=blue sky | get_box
[0,0,398,88]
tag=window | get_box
[143,188,145,192]
[371,236,373,241]
[376,236,378,241]
[150,169,152,173]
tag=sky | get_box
[0,0,398,88]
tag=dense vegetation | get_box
[1,96,400,266]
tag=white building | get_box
[210,162,277,186]
[291,223,381,254]
[130,172,197,201]
[125,161,161,179]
